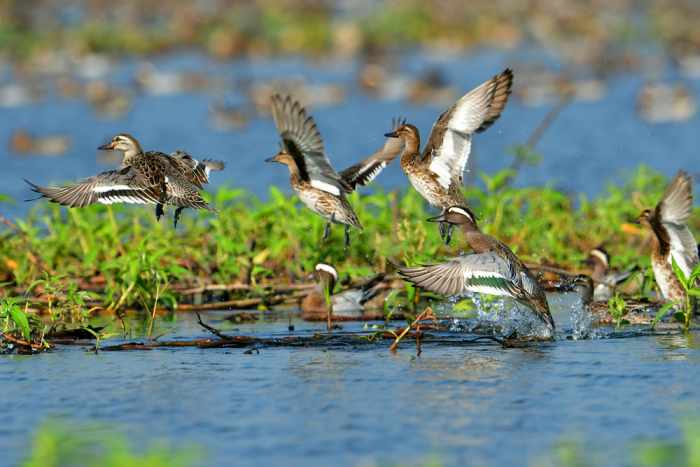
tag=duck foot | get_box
[173,207,185,228]
[320,217,332,244]
[344,226,351,249]
[155,203,164,221]
[444,224,454,245]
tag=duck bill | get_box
[384,131,399,138]
[98,142,114,150]
[426,213,446,223]
[265,156,279,163]
[628,217,640,224]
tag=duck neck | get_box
[400,136,422,165]
[122,144,144,164]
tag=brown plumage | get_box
[630,170,699,303]
[385,69,514,244]
[392,206,554,329]
[25,134,220,227]
[569,275,656,325]
[267,95,403,247]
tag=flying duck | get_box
[630,170,699,303]
[385,69,514,244]
[266,94,404,247]
[25,134,222,227]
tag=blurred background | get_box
[1,0,699,217]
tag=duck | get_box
[636,82,696,123]
[583,247,642,301]
[24,134,221,227]
[266,94,404,247]
[392,206,555,329]
[567,275,655,325]
[9,129,70,157]
[300,263,386,316]
[630,170,699,304]
[385,69,514,244]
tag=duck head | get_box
[98,134,143,161]
[629,210,653,228]
[384,123,420,141]
[300,263,338,295]
[565,274,594,304]
[265,149,295,167]
[427,206,478,228]
[584,247,610,279]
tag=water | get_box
[1,50,699,221]
[3,293,700,466]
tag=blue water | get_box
[1,50,699,221]
[3,294,700,466]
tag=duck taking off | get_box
[267,94,404,248]
[385,69,514,244]
[630,170,699,304]
[392,206,555,329]
[25,134,223,227]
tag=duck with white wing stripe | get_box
[266,94,404,248]
[392,205,555,330]
[385,69,513,244]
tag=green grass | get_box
[0,165,692,308]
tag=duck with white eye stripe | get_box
[266,94,405,248]
[24,134,220,227]
[392,205,555,330]
[385,69,514,244]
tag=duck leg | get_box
[344,225,351,249]
[321,215,333,244]
[444,224,455,245]
[155,203,165,221]
[173,207,185,228]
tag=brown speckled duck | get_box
[25,134,221,227]
[392,206,554,329]
[630,170,699,303]
[267,94,404,247]
[385,69,513,244]
[569,275,655,325]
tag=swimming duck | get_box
[385,69,514,244]
[266,94,404,247]
[392,206,555,329]
[300,263,386,316]
[568,275,655,325]
[10,129,70,157]
[630,170,699,304]
[25,134,220,227]
[584,247,642,301]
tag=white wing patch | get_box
[310,179,341,196]
[359,162,386,184]
[93,185,132,193]
[428,152,452,189]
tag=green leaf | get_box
[651,300,683,330]
[671,256,688,290]
[8,305,31,343]
[83,327,100,339]
[687,289,700,296]
[674,311,686,323]
[620,319,630,327]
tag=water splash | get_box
[449,293,562,340]
[569,298,605,340]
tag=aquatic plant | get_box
[21,419,203,467]
[0,165,693,313]
[1,294,46,350]
[651,258,700,331]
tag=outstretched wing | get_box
[655,170,699,276]
[339,117,406,190]
[25,166,162,208]
[169,150,225,189]
[421,69,513,190]
[393,251,519,298]
[270,94,346,195]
